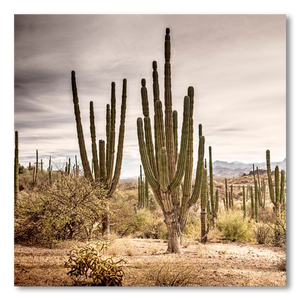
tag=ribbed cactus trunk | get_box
[200,168,208,244]
[49,156,52,186]
[136,28,205,253]
[209,146,216,227]
[71,71,93,181]
[250,186,254,219]
[254,179,258,222]
[242,185,246,218]
[225,178,228,210]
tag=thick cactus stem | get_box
[71,71,93,181]
[90,101,100,181]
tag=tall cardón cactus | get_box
[209,146,216,227]
[136,28,205,253]
[71,71,127,235]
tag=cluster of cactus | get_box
[136,28,206,252]
[71,72,127,191]
[65,242,125,286]
[71,71,127,234]
[266,149,286,244]
[138,165,149,209]
[266,150,286,211]
[224,179,234,210]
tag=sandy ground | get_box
[14,238,286,287]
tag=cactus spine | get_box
[136,28,205,253]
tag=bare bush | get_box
[254,223,272,244]
[145,259,198,286]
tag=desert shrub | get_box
[145,259,197,286]
[14,174,107,247]
[269,210,286,247]
[253,223,272,244]
[217,210,254,242]
[182,211,201,238]
[65,242,126,286]
[132,209,167,239]
[277,258,286,271]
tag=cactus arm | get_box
[159,147,169,192]
[266,149,275,203]
[141,79,158,179]
[254,179,258,222]
[169,96,190,191]
[109,79,127,196]
[200,167,208,244]
[99,140,107,182]
[141,78,149,117]
[243,185,246,218]
[209,146,215,215]
[275,166,280,205]
[173,110,178,164]
[71,71,93,181]
[152,61,160,102]
[90,101,100,181]
[105,104,111,176]
[164,28,176,181]
[280,169,285,206]
[154,100,166,182]
[137,118,159,189]
[107,82,116,184]
[189,132,205,206]
[144,117,158,178]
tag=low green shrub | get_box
[217,210,254,242]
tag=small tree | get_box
[15,174,107,246]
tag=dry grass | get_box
[15,238,286,287]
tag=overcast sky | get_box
[14,14,286,178]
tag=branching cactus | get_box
[136,28,206,253]
[71,71,127,235]
[266,149,286,243]
[266,150,285,214]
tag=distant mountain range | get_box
[212,158,286,177]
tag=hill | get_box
[213,158,286,177]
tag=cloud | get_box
[15,15,286,178]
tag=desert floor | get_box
[14,238,286,287]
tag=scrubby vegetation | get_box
[15,174,107,247]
